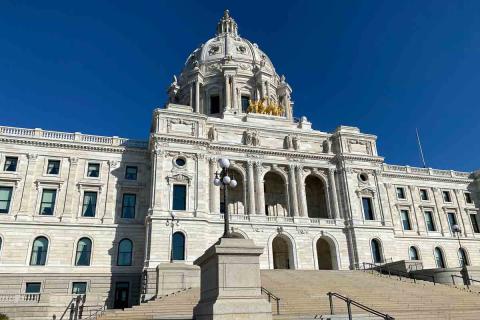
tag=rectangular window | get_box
[72,282,87,294]
[39,189,56,215]
[121,194,136,219]
[465,192,473,204]
[87,163,100,178]
[82,192,97,217]
[470,214,480,233]
[241,95,250,112]
[46,160,60,175]
[210,95,220,114]
[419,189,429,201]
[424,211,436,231]
[125,166,138,180]
[172,185,187,211]
[0,186,13,214]
[447,212,457,230]
[25,282,41,293]
[362,197,374,220]
[396,187,406,199]
[3,157,18,172]
[443,191,452,203]
[401,210,412,230]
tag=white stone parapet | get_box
[383,163,471,179]
[0,125,148,148]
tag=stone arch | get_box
[312,233,340,270]
[370,238,384,264]
[230,228,248,239]
[263,170,288,217]
[433,246,446,268]
[304,174,329,218]
[408,245,420,261]
[220,166,245,214]
[267,231,297,269]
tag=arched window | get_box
[409,246,419,260]
[458,248,469,267]
[0,236,3,257]
[117,239,133,266]
[30,236,49,266]
[75,238,92,266]
[171,232,185,261]
[371,239,383,264]
[434,247,446,268]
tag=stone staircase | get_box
[97,270,480,320]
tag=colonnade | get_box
[208,158,340,219]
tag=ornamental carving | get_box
[243,130,260,146]
[207,126,217,141]
[208,44,220,55]
[348,139,372,155]
[167,118,196,136]
[236,45,247,54]
[166,173,192,185]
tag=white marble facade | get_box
[0,10,479,308]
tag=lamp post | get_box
[213,158,237,238]
[166,211,179,263]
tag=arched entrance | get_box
[316,238,336,270]
[305,175,329,218]
[264,172,288,216]
[220,168,245,214]
[272,236,292,269]
[371,239,383,264]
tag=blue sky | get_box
[0,1,478,171]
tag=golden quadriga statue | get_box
[247,98,284,116]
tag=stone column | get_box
[196,155,209,214]
[195,81,200,113]
[231,76,237,110]
[189,83,193,107]
[247,161,256,215]
[224,76,230,110]
[18,153,39,215]
[288,164,299,217]
[209,158,220,214]
[432,188,448,236]
[295,166,308,217]
[254,162,265,215]
[328,168,340,219]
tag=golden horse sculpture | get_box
[247,98,284,116]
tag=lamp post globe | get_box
[213,177,221,186]
[222,175,231,185]
[218,158,230,169]
[452,224,461,234]
[229,178,237,188]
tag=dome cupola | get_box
[167,10,293,121]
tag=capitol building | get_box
[0,10,479,318]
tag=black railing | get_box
[56,295,85,320]
[451,274,480,290]
[261,287,280,315]
[327,292,394,320]
[361,262,436,285]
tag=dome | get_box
[167,10,293,120]
[181,10,276,79]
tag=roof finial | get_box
[216,9,238,36]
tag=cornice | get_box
[0,136,148,154]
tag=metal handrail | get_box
[57,295,85,320]
[261,287,280,315]
[451,274,480,289]
[361,262,436,285]
[327,292,394,320]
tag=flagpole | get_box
[416,128,427,168]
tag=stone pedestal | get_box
[193,238,272,320]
